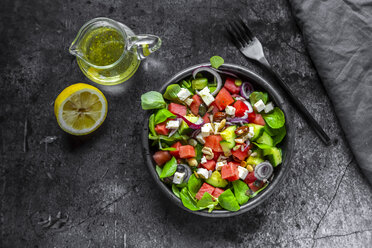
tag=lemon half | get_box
[54,83,108,135]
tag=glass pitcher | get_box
[69,17,162,85]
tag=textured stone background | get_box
[1,0,371,247]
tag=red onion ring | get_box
[240,82,254,99]
[254,162,274,180]
[176,114,204,129]
[168,118,182,137]
[229,118,249,124]
[192,67,222,96]
[212,68,239,78]
[191,129,201,138]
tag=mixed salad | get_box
[141,57,286,212]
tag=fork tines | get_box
[226,18,255,48]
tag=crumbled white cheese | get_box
[264,102,274,113]
[166,120,180,129]
[248,126,254,134]
[173,172,185,184]
[185,98,194,106]
[254,99,265,112]
[197,168,210,179]
[225,105,236,116]
[198,87,215,106]
[201,156,207,164]
[201,123,214,137]
[196,133,205,144]
[238,166,249,180]
[216,160,227,171]
[198,86,210,95]
[177,88,192,101]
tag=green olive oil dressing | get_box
[76,27,140,85]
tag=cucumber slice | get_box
[205,171,228,188]
[220,140,233,156]
[256,131,273,146]
[179,115,199,135]
[246,156,264,166]
[192,78,208,90]
[246,123,265,141]
[263,147,282,167]
[220,126,236,146]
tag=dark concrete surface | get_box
[1,0,371,247]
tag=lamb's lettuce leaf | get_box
[218,189,240,211]
[154,108,176,125]
[232,180,250,205]
[159,157,177,179]
[163,84,181,101]
[262,107,285,129]
[141,91,166,110]
[250,91,268,105]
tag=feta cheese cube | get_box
[198,86,210,95]
[248,126,254,133]
[166,120,180,129]
[197,168,210,179]
[254,99,265,112]
[185,98,194,106]
[201,156,207,164]
[173,172,185,184]
[225,105,236,116]
[198,87,215,106]
[201,123,214,137]
[177,88,192,101]
[216,160,227,171]
[264,102,274,113]
[238,166,249,180]
[200,93,215,106]
[196,133,205,144]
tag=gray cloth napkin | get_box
[288,0,372,184]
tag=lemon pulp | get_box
[54,83,107,135]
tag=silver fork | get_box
[226,19,331,146]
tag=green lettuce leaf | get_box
[262,107,285,129]
[210,55,224,69]
[187,174,202,197]
[197,192,218,212]
[163,84,181,101]
[218,189,240,211]
[249,91,268,105]
[180,187,200,211]
[154,108,176,125]
[232,180,250,205]
[159,157,177,178]
[172,184,181,198]
[141,91,166,110]
[149,114,156,136]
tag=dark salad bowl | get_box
[142,63,294,217]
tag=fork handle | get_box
[257,57,331,146]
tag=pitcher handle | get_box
[127,34,162,60]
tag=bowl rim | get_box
[142,63,294,217]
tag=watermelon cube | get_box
[168,103,187,116]
[212,188,225,198]
[195,183,215,200]
[201,160,216,171]
[179,145,196,158]
[221,162,240,181]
